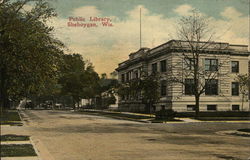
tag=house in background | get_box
[116,40,250,112]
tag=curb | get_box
[29,137,55,160]
[106,116,152,123]
[30,137,43,160]
[1,156,41,160]
[1,141,31,145]
[17,110,23,121]
[79,110,152,123]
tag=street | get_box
[5,110,250,160]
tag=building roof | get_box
[116,40,250,71]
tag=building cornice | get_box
[116,40,250,71]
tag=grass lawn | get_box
[0,144,37,157]
[1,110,22,125]
[1,134,30,141]
[0,121,23,126]
[237,128,250,133]
[196,117,250,121]
[177,111,250,118]
[1,110,21,121]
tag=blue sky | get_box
[50,0,249,19]
[44,0,250,74]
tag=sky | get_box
[41,0,249,75]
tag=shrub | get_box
[155,109,176,120]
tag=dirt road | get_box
[15,110,250,160]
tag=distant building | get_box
[116,40,250,112]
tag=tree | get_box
[117,71,160,113]
[81,62,100,100]
[169,10,226,117]
[97,77,118,109]
[0,0,64,110]
[140,72,160,113]
[59,54,99,109]
[236,74,250,110]
[100,73,107,79]
[110,71,118,79]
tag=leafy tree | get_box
[81,63,100,100]
[110,71,118,79]
[97,77,118,109]
[140,73,160,113]
[117,72,160,113]
[0,0,64,110]
[59,54,99,109]
[117,83,130,101]
[100,73,107,79]
[236,74,250,110]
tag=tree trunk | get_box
[149,102,151,114]
[77,101,80,110]
[195,95,200,118]
[145,103,151,114]
[0,67,9,110]
[72,97,75,110]
[241,94,244,111]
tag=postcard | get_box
[1,0,250,160]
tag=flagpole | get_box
[140,8,142,49]
[249,0,250,51]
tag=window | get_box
[121,74,125,83]
[205,59,218,71]
[187,105,195,111]
[232,82,239,96]
[185,79,195,95]
[135,92,140,100]
[205,79,218,95]
[184,58,195,70]
[207,105,217,111]
[126,72,129,82]
[152,63,157,73]
[160,60,167,72]
[121,95,125,100]
[161,105,165,110]
[231,61,239,73]
[133,71,138,79]
[232,105,240,111]
[160,80,167,96]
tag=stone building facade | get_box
[116,40,250,112]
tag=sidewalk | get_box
[176,118,201,122]
[1,111,42,160]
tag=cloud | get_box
[212,7,248,44]
[48,5,249,74]
[71,6,101,17]
[173,4,194,16]
[220,7,243,20]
